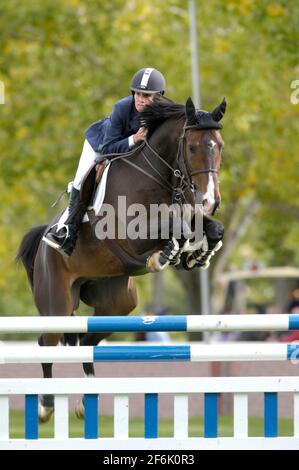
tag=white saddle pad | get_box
[56,162,111,231]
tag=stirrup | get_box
[42,223,69,251]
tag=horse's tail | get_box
[16,225,47,289]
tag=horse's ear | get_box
[211,97,226,122]
[185,97,197,125]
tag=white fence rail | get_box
[1,376,299,450]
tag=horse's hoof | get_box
[146,252,169,272]
[201,260,210,269]
[75,399,85,419]
[214,240,223,252]
[38,402,54,423]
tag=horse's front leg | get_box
[146,236,189,272]
[145,212,192,272]
[176,217,224,270]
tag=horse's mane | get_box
[140,98,185,135]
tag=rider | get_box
[43,67,166,256]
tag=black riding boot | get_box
[43,188,87,257]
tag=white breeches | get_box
[73,139,100,190]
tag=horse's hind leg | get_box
[34,249,76,423]
[74,276,137,418]
[37,332,70,423]
[73,331,109,419]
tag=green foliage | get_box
[195,0,299,273]
[0,0,298,315]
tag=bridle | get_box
[105,120,220,205]
[171,122,219,203]
[181,123,220,177]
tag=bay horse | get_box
[17,96,226,422]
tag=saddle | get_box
[79,157,108,206]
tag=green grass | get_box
[9,410,293,438]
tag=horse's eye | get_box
[188,144,196,154]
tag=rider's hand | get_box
[133,127,148,144]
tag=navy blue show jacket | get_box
[84,96,141,155]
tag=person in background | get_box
[135,307,171,342]
[287,288,299,312]
[279,305,299,342]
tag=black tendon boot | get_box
[43,187,87,256]
[180,218,224,270]
[203,217,224,252]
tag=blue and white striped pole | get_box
[0,315,298,333]
[0,343,299,364]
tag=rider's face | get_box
[134,92,155,112]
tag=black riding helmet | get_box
[131,68,166,95]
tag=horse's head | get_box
[182,97,226,216]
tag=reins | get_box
[100,121,219,205]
